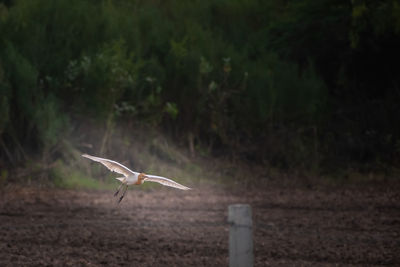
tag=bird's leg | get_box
[118,185,128,204]
[114,183,124,197]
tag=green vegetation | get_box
[0,0,399,182]
[51,160,115,190]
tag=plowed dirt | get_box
[0,183,399,266]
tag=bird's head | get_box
[138,173,147,184]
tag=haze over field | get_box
[0,1,399,265]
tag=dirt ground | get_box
[0,183,399,266]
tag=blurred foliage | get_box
[0,0,399,176]
[65,40,137,117]
[50,159,117,190]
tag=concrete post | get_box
[228,204,253,267]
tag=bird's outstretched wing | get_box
[82,154,136,177]
[144,175,191,190]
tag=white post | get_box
[228,204,253,267]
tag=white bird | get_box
[82,154,191,203]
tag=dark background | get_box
[0,0,399,181]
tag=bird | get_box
[82,154,191,203]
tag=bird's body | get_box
[82,154,191,203]
[115,173,141,185]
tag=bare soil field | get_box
[0,183,399,266]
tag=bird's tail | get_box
[115,177,126,183]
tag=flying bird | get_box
[82,154,191,203]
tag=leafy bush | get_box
[0,0,399,175]
[65,40,137,117]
